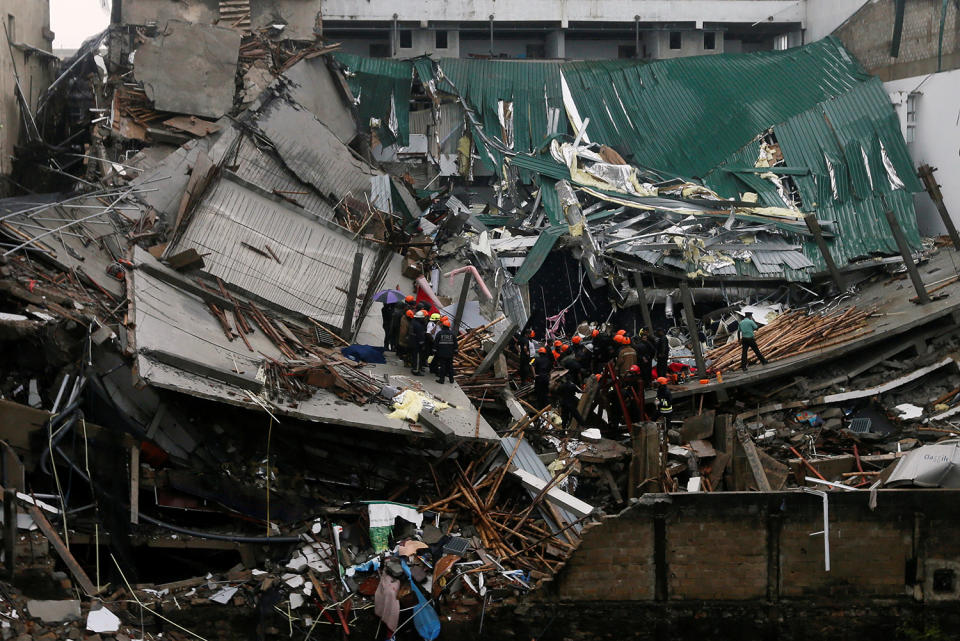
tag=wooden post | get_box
[882,196,930,304]
[917,164,960,249]
[631,272,654,331]
[679,281,707,375]
[453,274,471,332]
[3,488,14,579]
[341,251,364,337]
[129,446,139,525]
[804,213,845,291]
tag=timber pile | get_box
[707,306,875,371]
[421,410,584,579]
[453,316,516,401]
[265,353,383,404]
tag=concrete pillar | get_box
[546,29,565,59]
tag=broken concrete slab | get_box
[680,410,715,442]
[26,600,81,623]
[249,0,321,41]
[281,57,357,144]
[255,96,380,204]
[134,21,241,118]
[121,0,220,26]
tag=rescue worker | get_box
[381,302,396,351]
[655,376,673,418]
[512,329,535,384]
[433,319,458,383]
[409,310,428,375]
[614,335,637,378]
[633,330,655,387]
[654,328,670,379]
[551,340,564,365]
[533,347,553,410]
[592,329,614,373]
[554,376,587,429]
[397,308,414,366]
[426,312,441,374]
[739,311,768,371]
[559,348,584,386]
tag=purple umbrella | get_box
[372,289,406,304]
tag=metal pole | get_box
[803,213,845,291]
[882,196,930,304]
[679,281,707,375]
[631,272,654,331]
[489,15,494,54]
[3,489,15,579]
[341,252,364,337]
[453,275,471,332]
[917,164,960,249]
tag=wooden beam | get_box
[882,196,930,304]
[20,495,98,596]
[735,419,771,491]
[341,251,364,338]
[130,446,139,525]
[804,213,845,291]
[918,164,960,249]
[679,281,707,375]
[510,468,594,518]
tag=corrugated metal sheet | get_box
[500,436,581,534]
[228,131,337,222]
[255,96,381,205]
[513,225,567,285]
[171,176,379,326]
[331,53,412,146]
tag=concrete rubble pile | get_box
[2,3,960,639]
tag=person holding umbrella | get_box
[373,289,406,351]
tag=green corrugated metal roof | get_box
[331,53,412,146]
[335,38,923,281]
[513,224,567,285]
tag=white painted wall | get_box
[884,69,960,235]
[322,0,805,27]
[804,0,868,42]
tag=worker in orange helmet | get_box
[397,308,414,366]
[615,334,637,378]
[533,346,553,409]
[432,319,458,383]
[571,335,582,345]
[405,295,416,304]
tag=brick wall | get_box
[834,0,959,80]
[552,514,655,600]
[549,490,960,604]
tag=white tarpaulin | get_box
[885,440,960,488]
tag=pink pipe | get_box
[444,265,493,300]
[415,276,446,309]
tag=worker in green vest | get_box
[738,311,768,371]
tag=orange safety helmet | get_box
[553,340,563,347]
[561,344,569,352]
[591,329,599,337]
[629,365,641,373]
[572,335,581,344]
[616,329,627,336]
[537,347,547,354]
[622,337,631,345]
[613,335,624,344]
[529,329,536,338]
[656,377,669,384]
[440,315,449,322]
[405,309,415,318]
[405,295,416,303]
[442,319,451,327]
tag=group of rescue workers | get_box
[380,292,769,432]
[511,325,679,431]
[381,295,459,383]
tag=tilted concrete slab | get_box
[134,21,241,118]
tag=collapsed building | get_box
[1,4,960,640]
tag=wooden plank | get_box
[510,468,594,518]
[22,498,98,596]
[735,419,771,491]
[130,446,140,525]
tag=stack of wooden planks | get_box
[706,306,875,372]
[453,317,517,402]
